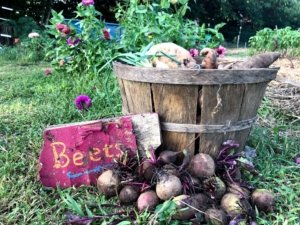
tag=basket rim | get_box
[113,62,279,85]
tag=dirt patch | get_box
[272,58,300,87]
[266,57,300,119]
[225,49,300,119]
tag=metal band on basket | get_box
[161,117,257,133]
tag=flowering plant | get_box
[46,1,119,77]
[74,95,92,110]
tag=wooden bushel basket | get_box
[113,63,279,157]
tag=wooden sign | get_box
[38,114,161,188]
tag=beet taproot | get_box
[137,191,159,212]
[251,189,275,212]
[156,174,182,200]
[119,185,139,205]
[189,153,215,179]
[221,193,243,217]
[205,208,227,225]
[173,195,198,220]
[97,170,120,197]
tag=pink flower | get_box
[189,48,199,58]
[295,157,300,164]
[75,95,92,110]
[82,0,94,6]
[103,29,111,40]
[67,37,80,46]
[62,26,71,35]
[44,68,52,76]
[56,23,65,31]
[28,32,40,38]
[216,45,227,57]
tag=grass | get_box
[0,58,299,224]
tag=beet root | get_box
[156,174,182,200]
[138,161,156,182]
[162,164,179,176]
[251,189,275,213]
[205,208,227,225]
[220,193,243,217]
[189,153,215,179]
[203,176,226,199]
[227,182,250,198]
[193,193,214,211]
[158,150,181,165]
[137,191,159,212]
[172,195,199,220]
[119,185,139,205]
[97,170,120,197]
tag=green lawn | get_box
[0,60,299,224]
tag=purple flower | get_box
[75,95,92,110]
[295,157,300,164]
[67,37,80,47]
[189,48,199,58]
[82,0,94,6]
[229,220,238,225]
[216,45,227,57]
[44,68,52,76]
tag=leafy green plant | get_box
[0,32,50,64]
[116,0,225,52]
[46,3,120,77]
[249,27,300,56]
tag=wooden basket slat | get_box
[234,82,269,151]
[199,84,246,157]
[121,79,153,114]
[151,83,198,155]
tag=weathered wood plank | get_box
[118,78,129,114]
[131,113,162,158]
[235,82,269,151]
[39,114,162,188]
[199,84,245,157]
[122,79,153,113]
[151,83,198,155]
[113,62,278,85]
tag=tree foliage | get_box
[187,0,300,41]
[1,0,300,42]
[187,0,300,28]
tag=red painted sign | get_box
[38,116,137,188]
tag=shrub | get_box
[249,27,300,56]
[116,0,225,52]
[0,31,50,64]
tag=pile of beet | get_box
[95,140,274,225]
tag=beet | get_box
[137,191,159,212]
[162,164,179,176]
[251,189,275,212]
[192,193,214,211]
[97,170,120,197]
[139,161,156,181]
[173,195,198,220]
[203,177,226,199]
[156,174,182,200]
[227,182,250,198]
[220,193,243,217]
[205,208,227,225]
[189,153,215,179]
[158,150,181,164]
[119,185,139,205]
